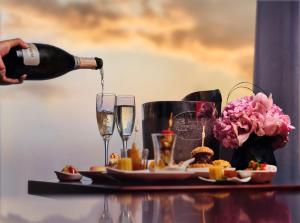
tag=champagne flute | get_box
[98,196,113,223]
[96,93,116,166]
[116,95,136,157]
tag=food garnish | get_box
[247,160,267,170]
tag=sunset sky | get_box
[0,0,256,221]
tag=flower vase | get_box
[231,134,277,170]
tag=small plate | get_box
[187,168,209,178]
[237,165,277,183]
[55,171,82,182]
[106,167,194,182]
[198,176,251,184]
[187,167,236,178]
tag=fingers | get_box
[19,74,27,83]
[0,38,28,85]
[0,56,5,75]
[0,57,24,85]
[0,74,21,84]
[8,38,29,49]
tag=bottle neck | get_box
[74,57,103,70]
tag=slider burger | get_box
[189,146,214,168]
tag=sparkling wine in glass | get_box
[116,95,136,157]
[96,93,116,166]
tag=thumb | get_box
[0,57,6,77]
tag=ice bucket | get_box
[142,89,222,162]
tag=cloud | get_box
[0,82,67,101]
[0,0,256,78]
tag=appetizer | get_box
[61,165,79,174]
[89,166,106,172]
[212,160,231,168]
[224,169,237,178]
[109,153,120,168]
[55,165,82,182]
[212,159,237,177]
[247,160,267,170]
[189,146,214,168]
[159,130,175,167]
[117,158,132,171]
[127,143,144,170]
[209,165,224,180]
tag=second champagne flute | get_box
[116,95,136,157]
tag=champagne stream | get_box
[100,67,104,107]
[100,67,104,93]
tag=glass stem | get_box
[104,196,109,212]
[121,139,128,158]
[104,139,110,166]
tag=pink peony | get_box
[264,105,294,137]
[235,116,253,146]
[213,119,239,149]
[249,111,265,136]
[252,92,273,114]
[213,92,294,150]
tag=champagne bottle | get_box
[2,43,103,80]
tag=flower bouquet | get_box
[213,90,294,169]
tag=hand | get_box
[0,38,29,85]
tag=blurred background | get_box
[0,0,256,221]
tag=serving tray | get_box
[28,180,300,195]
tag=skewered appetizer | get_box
[189,146,214,168]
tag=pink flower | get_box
[213,92,294,150]
[235,116,253,146]
[263,105,295,137]
[213,119,239,149]
[263,115,279,136]
[249,112,265,136]
[252,93,273,114]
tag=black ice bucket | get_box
[142,89,222,162]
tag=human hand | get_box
[0,38,29,85]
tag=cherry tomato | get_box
[161,129,174,135]
[260,163,267,170]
